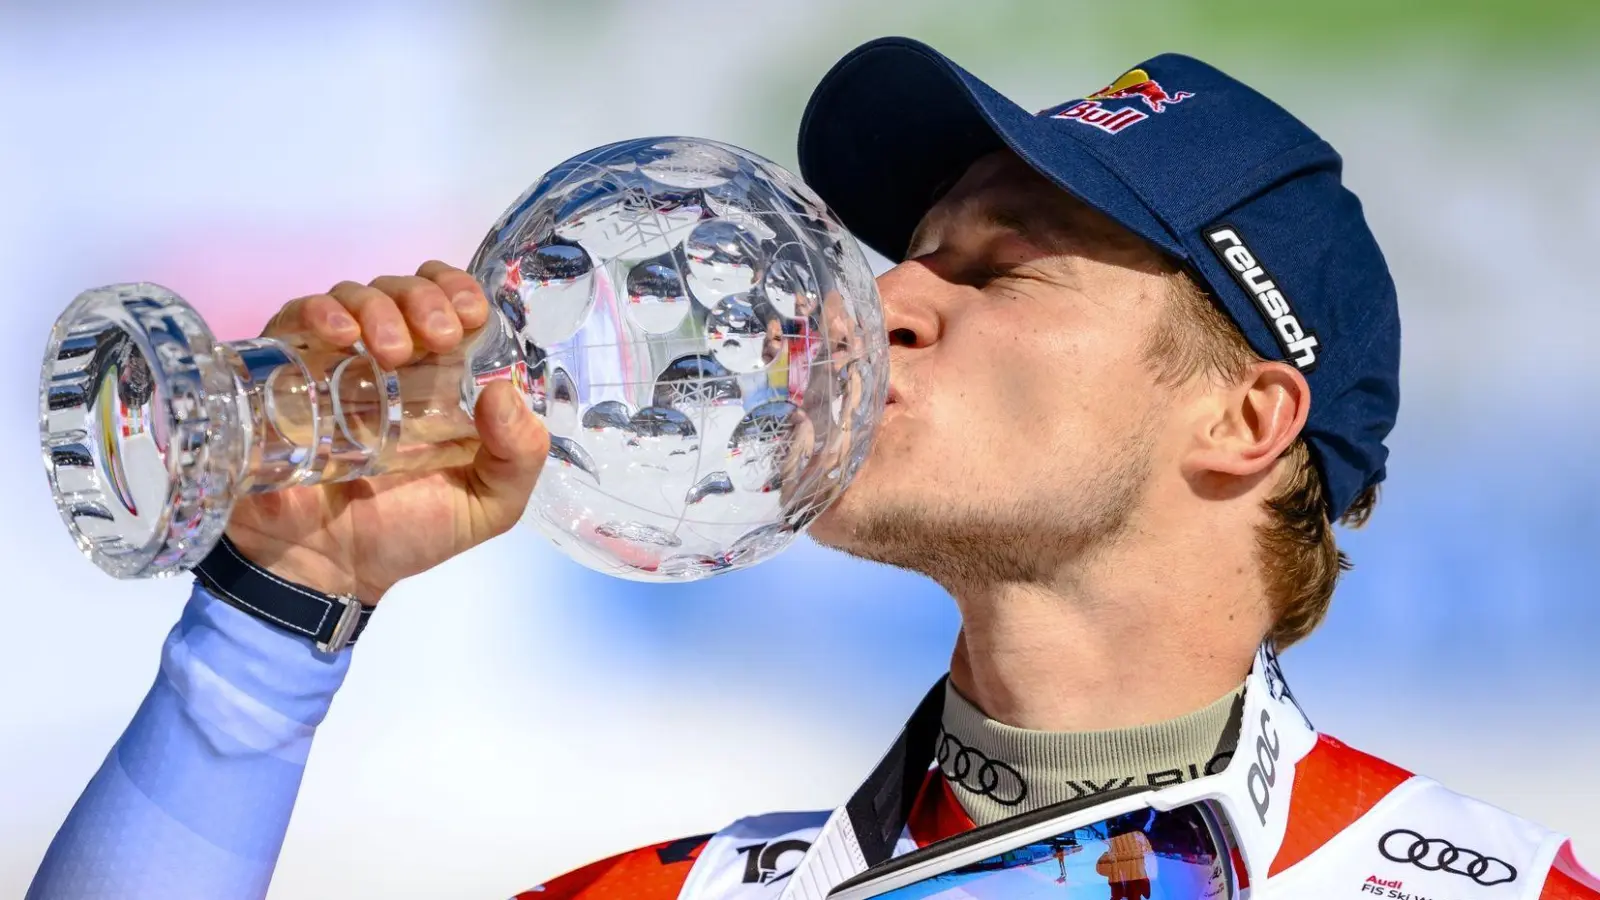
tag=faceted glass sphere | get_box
[469,137,888,581]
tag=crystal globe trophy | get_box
[39,137,888,582]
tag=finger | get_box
[369,274,462,355]
[466,380,548,536]
[417,260,489,331]
[262,294,361,347]
[328,280,412,369]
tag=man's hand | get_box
[224,260,550,606]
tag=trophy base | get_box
[39,284,244,579]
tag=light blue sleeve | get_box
[27,582,353,900]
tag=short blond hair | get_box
[1144,272,1378,649]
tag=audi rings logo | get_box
[1378,829,1518,886]
[936,730,1028,806]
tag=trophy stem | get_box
[218,338,447,493]
[41,284,530,579]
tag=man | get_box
[26,36,1600,900]
[1096,829,1153,900]
[1054,839,1082,886]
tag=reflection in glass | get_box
[468,137,888,581]
[870,805,1233,900]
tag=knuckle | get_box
[310,293,345,313]
[357,288,399,311]
[434,267,480,293]
[363,275,407,297]
[260,308,290,336]
[266,296,321,335]
[401,281,450,311]
[450,276,485,299]
[342,285,395,312]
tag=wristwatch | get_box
[192,535,374,653]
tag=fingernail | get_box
[427,309,458,335]
[376,321,405,351]
[496,393,517,425]
[452,292,478,313]
[329,311,357,332]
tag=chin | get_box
[806,493,858,551]
[807,468,890,553]
[805,438,938,559]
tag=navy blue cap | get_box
[797,37,1401,520]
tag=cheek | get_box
[964,319,1084,418]
[944,313,1153,450]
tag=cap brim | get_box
[798,37,1183,264]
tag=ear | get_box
[1181,361,1310,479]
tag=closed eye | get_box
[947,260,1016,289]
[978,260,1043,289]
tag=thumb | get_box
[465,379,548,536]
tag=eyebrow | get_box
[978,207,1035,237]
[907,198,1075,259]
[970,199,1078,252]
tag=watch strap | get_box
[193,534,373,653]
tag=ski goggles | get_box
[827,785,1243,900]
[781,648,1309,900]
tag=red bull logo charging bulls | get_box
[1050,68,1194,135]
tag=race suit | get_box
[25,584,1600,900]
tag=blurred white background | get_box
[1,1,1597,897]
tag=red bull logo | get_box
[1049,67,1194,135]
[1088,68,1193,112]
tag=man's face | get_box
[809,151,1183,583]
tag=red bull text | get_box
[1050,68,1193,135]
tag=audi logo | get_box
[935,731,1028,806]
[1377,829,1517,886]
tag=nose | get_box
[876,260,943,350]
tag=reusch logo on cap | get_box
[1049,68,1194,135]
[1204,224,1321,372]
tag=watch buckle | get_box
[318,593,364,653]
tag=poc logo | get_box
[1203,225,1320,373]
[1246,708,1282,825]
